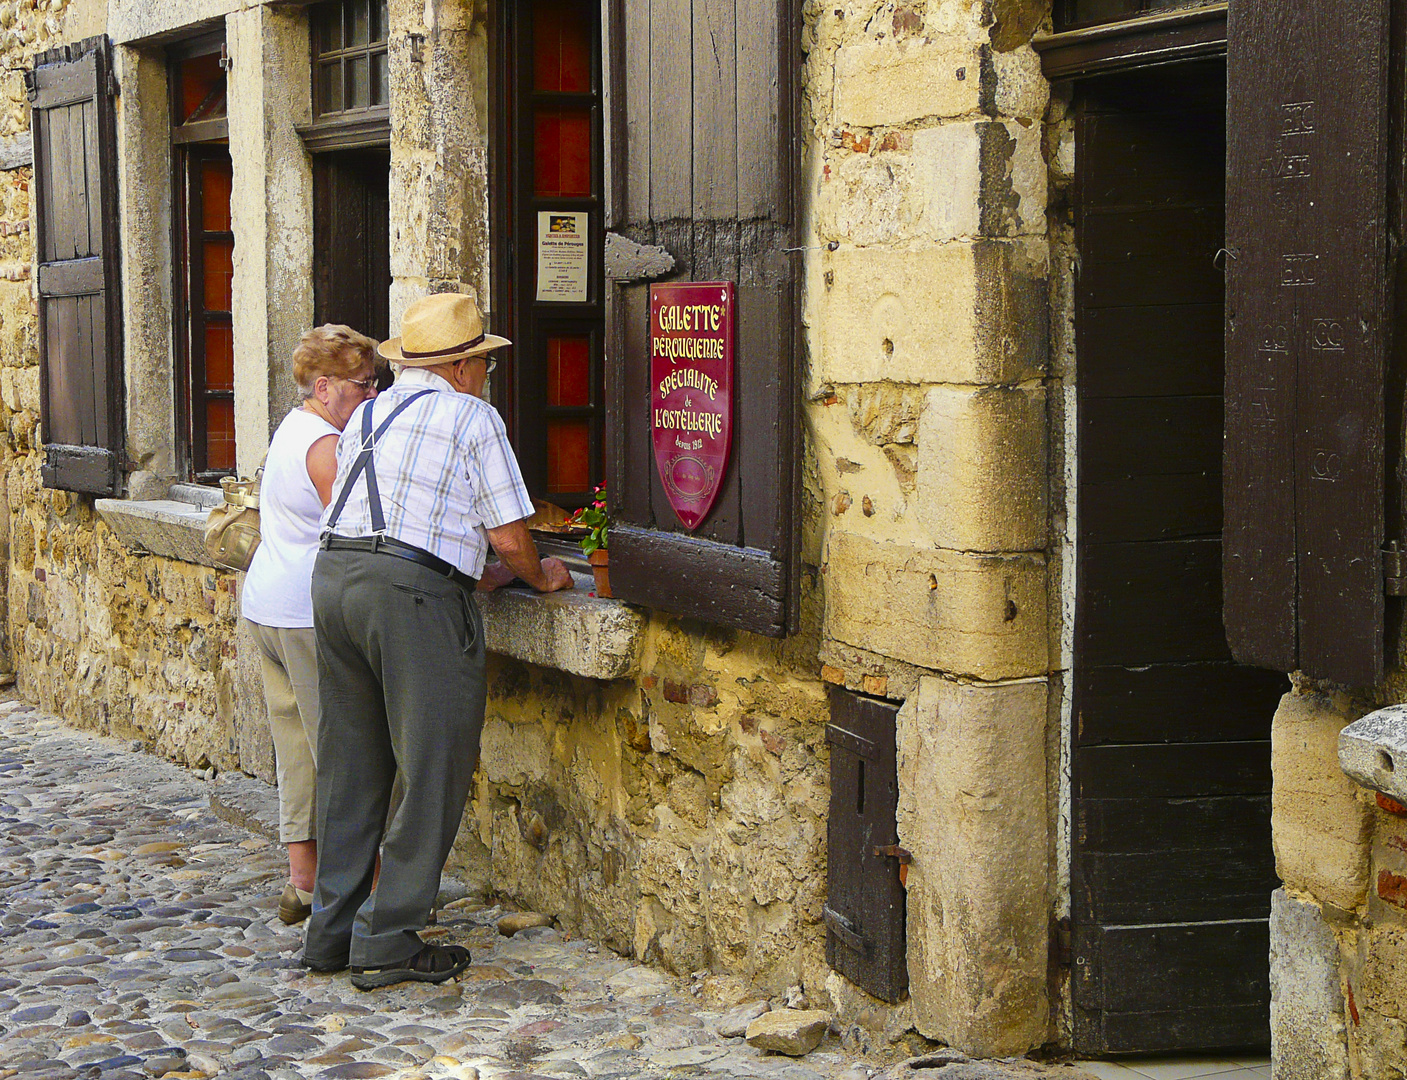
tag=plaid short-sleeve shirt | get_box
[321,367,534,578]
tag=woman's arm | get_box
[306,433,340,508]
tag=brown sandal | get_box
[350,943,470,990]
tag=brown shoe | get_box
[278,882,313,925]
[350,943,471,990]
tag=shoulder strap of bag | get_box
[325,389,436,532]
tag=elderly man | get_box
[302,293,572,989]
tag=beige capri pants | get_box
[247,620,320,844]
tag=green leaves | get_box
[571,484,608,555]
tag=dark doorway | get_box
[313,149,391,341]
[1070,59,1287,1054]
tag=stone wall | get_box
[800,0,1056,1057]
[0,1,257,772]
[1269,683,1407,1080]
[459,611,832,998]
[0,0,1070,1057]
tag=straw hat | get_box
[378,293,511,366]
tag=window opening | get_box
[494,0,605,509]
[312,0,390,119]
[171,37,234,479]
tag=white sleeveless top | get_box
[241,407,340,628]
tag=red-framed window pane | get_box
[534,0,592,92]
[546,419,591,494]
[200,161,231,230]
[176,53,226,124]
[206,398,236,472]
[205,325,234,391]
[534,109,592,197]
[547,336,591,407]
[202,241,233,311]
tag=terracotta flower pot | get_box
[588,549,611,598]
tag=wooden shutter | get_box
[1224,2,1389,685]
[606,0,798,637]
[27,36,123,496]
[825,687,907,1004]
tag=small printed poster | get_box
[535,211,589,303]
[650,281,735,531]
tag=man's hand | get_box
[477,562,518,592]
[539,556,573,592]
[484,519,575,593]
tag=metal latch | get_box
[873,844,911,886]
[1386,541,1407,596]
[823,904,868,953]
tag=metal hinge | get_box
[823,904,868,954]
[107,71,119,98]
[1385,541,1407,596]
[22,70,36,103]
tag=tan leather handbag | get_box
[204,462,264,572]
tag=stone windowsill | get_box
[94,497,645,680]
[96,496,214,566]
[477,572,645,680]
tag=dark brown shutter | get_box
[606,0,798,637]
[825,687,907,1004]
[1224,2,1389,685]
[27,36,123,496]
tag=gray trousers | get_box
[303,546,486,968]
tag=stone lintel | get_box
[816,639,927,701]
[1339,707,1407,804]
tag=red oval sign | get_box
[650,282,734,531]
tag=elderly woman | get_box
[241,325,385,924]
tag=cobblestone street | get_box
[0,701,1095,1080]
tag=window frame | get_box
[168,32,234,482]
[1054,0,1214,32]
[1035,2,1227,80]
[490,0,608,513]
[301,0,391,153]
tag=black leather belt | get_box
[321,534,477,592]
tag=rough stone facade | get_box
[803,0,1054,1056]
[0,0,253,773]
[1268,683,1407,1079]
[21,0,1380,1069]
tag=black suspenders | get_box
[324,388,436,533]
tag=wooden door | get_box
[1071,60,1287,1054]
[313,149,391,342]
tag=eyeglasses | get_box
[340,375,379,392]
[482,357,497,375]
